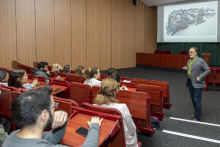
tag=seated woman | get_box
[8,69,38,90]
[63,65,71,75]
[74,66,85,77]
[95,78,138,147]
[51,63,63,74]
[0,70,9,86]
[84,68,101,87]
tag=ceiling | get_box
[139,0,211,7]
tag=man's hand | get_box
[32,79,38,86]
[52,111,68,129]
[46,71,51,75]
[87,116,103,127]
[182,66,187,70]
[197,77,201,81]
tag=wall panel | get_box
[134,2,145,53]
[87,0,101,69]
[0,0,17,69]
[100,0,112,70]
[35,0,55,65]
[71,0,87,69]
[16,0,36,67]
[145,6,154,53]
[54,0,71,67]
[112,0,124,69]
[123,0,135,68]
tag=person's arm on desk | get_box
[81,116,103,147]
[42,111,68,145]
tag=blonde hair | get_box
[95,78,119,105]
[52,63,60,72]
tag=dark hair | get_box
[37,62,46,69]
[0,70,8,82]
[108,68,116,76]
[8,69,26,88]
[11,86,52,129]
[74,66,84,76]
[84,67,98,79]
[63,65,71,75]
[44,62,48,66]
[190,47,198,52]
[111,74,121,83]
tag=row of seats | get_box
[0,88,126,146]
[4,61,172,133]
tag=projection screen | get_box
[157,0,220,42]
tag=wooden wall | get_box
[0,0,157,70]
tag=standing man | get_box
[183,47,210,121]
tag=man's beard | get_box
[44,110,53,130]
[43,69,47,73]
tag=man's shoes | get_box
[191,114,194,118]
[193,119,200,121]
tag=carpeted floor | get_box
[101,67,220,147]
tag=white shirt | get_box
[84,78,101,87]
[0,82,8,86]
[95,103,138,147]
[22,83,35,90]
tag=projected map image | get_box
[166,7,216,36]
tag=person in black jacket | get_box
[32,62,51,78]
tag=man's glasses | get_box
[46,102,59,110]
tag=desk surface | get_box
[52,76,67,81]
[60,113,117,147]
[27,79,68,95]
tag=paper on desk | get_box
[123,80,131,83]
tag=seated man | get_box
[32,62,51,78]
[107,68,116,77]
[3,86,103,147]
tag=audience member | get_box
[108,68,116,77]
[84,68,101,87]
[63,65,71,75]
[8,69,38,90]
[74,66,85,77]
[32,62,51,78]
[95,78,138,147]
[0,84,9,146]
[111,74,121,84]
[3,86,103,147]
[0,70,9,86]
[52,63,63,74]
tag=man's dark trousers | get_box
[188,79,203,120]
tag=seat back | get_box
[82,103,126,147]
[91,86,100,103]
[216,68,220,84]
[180,51,188,55]
[118,90,148,120]
[121,77,131,81]
[50,71,57,78]
[0,87,12,118]
[48,65,52,71]
[33,61,38,68]
[1,85,19,92]
[149,80,168,98]
[26,66,34,74]
[11,91,22,101]
[138,84,161,105]
[138,84,164,120]
[69,75,83,83]
[121,81,136,86]
[53,96,78,119]
[102,74,109,79]
[149,80,171,110]
[70,82,91,105]
[132,78,148,86]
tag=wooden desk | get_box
[27,79,68,95]
[60,113,118,147]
